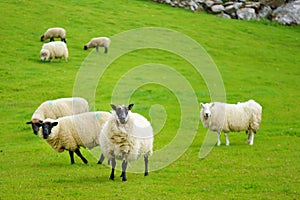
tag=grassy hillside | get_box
[0,0,299,199]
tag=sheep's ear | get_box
[210,103,215,108]
[128,104,134,110]
[110,104,117,111]
[200,103,204,108]
[26,121,32,124]
[52,122,58,127]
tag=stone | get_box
[205,0,215,7]
[225,5,236,15]
[220,13,232,18]
[258,5,272,18]
[272,0,300,25]
[237,8,257,20]
[211,4,225,13]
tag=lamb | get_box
[37,111,111,164]
[83,37,110,53]
[200,100,262,146]
[40,41,69,62]
[26,97,89,135]
[99,104,154,182]
[40,27,67,43]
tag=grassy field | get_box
[0,0,300,199]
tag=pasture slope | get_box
[0,0,299,199]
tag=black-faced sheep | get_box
[99,104,154,182]
[40,41,69,62]
[200,99,262,146]
[37,111,111,164]
[83,37,110,53]
[26,97,89,135]
[40,27,66,43]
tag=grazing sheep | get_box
[99,104,154,182]
[83,37,110,53]
[200,100,262,146]
[40,27,66,43]
[37,111,111,164]
[26,97,89,135]
[40,41,69,62]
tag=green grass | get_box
[0,0,300,199]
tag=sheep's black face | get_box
[111,104,134,124]
[84,45,88,50]
[40,35,45,42]
[40,122,58,139]
[26,120,42,135]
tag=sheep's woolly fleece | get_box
[41,111,111,152]
[31,97,89,121]
[100,111,153,162]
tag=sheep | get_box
[200,100,262,146]
[83,37,110,53]
[37,111,111,164]
[40,41,69,62]
[26,97,89,135]
[40,27,66,43]
[99,104,154,182]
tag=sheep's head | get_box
[40,35,45,42]
[26,119,43,135]
[200,103,214,120]
[111,104,134,124]
[83,45,88,50]
[36,120,58,139]
[40,49,50,61]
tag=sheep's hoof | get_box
[97,161,102,164]
[109,177,114,181]
[122,178,127,182]
[144,172,149,176]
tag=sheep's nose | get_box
[205,113,209,117]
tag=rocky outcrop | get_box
[151,0,300,25]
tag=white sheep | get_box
[200,100,262,146]
[40,41,69,62]
[40,27,67,43]
[99,104,154,182]
[26,97,89,134]
[37,111,111,164]
[83,37,110,53]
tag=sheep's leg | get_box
[74,149,88,164]
[50,37,54,42]
[224,133,230,146]
[97,153,105,164]
[120,160,128,182]
[96,46,99,52]
[110,158,116,180]
[217,132,221,146]
[69,151,75,164]
[144,156,149,176]
[248,130,254,145]
[104,47,108,54]
[62,38,66,43]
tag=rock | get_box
[245,2,260,9]
[258,5,272,18]
[237,8,257,20]
[220,13,232,18]
[205,0,215,7]
[233,2,244,10]
[211,4,225,13]
[225,5,236,14]
[272,0,300,25]
[213,0,223,4]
